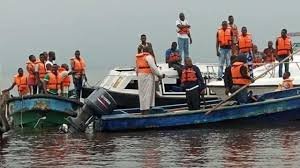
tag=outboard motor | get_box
[66,87,117,133]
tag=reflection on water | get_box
[1,125,300,168]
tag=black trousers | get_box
[73,77,83,98]
[186,88,201,110]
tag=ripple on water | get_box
[1,125,300,167]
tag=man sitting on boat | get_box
[165,41,183,76]
[229,56,253,104]
[136,46,165,115]
[181,57,206,110]
[43,64,62,95]
[277,72,293,91]
[3,68,29,96]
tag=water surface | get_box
[1,124,300,168]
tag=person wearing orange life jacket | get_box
[36,53,47,94]
[59,64,73,97]
[70,50,87,99]
[26,55,38,95]
[252,45,264,68]
[216,21,233,81]
[263,41,276,63]
[181,57,206,110]
[176,13,192,58]
[165,42,183,76]
[238,26,254,77]
[277,72,293,91]
[230,56,253,104]
[3,68,29,96]
[43,64,61,95]
[136,46,165,115]
[276,29,293,77]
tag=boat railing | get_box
[253,61,300,78]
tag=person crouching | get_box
[181,57,206,110]
[230,56,253,104]
[277,72,293,91]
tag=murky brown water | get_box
[1,125,300,168]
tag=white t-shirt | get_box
[176,19,190,39]
[45,60,54,66]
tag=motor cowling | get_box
[66,87,117,133]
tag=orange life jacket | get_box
[168,51,181,63]
[281,78,293,90]
[71,56,86,75]
[218,27,232,46]
[277,36,292,56]
[47,72,61,90]
[59,70,71,87]
[238,34,253,53]
[14,74,28,96]
[36,60,47,80]
[231,62,251,85]
[177,21,190,35]
[136,52,152,74]
[58,67,64,73]
[181,67,197,83]
[26,60,36,81]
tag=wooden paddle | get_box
[205,50,300,115]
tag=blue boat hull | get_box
[7,94,83,128]
[96,88,300,132]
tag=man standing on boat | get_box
[276,29,293,77]
[45,51,56,71]
[70,50,87,99]
[37,53,47,93]
[43,64,61,95]
[238,26,254,77]
[165,42,183,76]
[181,57,206,110]
[228,15,239,56]
[176,13,192,58]
[137,34,155,58]
[26,55,38,95]
[58,64,72,97]
[252,45,264,68]
[263,41,276,63]
[3,68,29,96]
[136,46,164,115]
[216,21,233,80]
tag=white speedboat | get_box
[208,41,300,100]
[96,63,221,108]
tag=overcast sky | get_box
[0,0,299,88]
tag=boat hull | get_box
[96,89,300,132]
[8,95,82,128]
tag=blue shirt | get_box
[165,48,181,63]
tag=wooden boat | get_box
[93,87,300,132]
[7,94,83,128]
